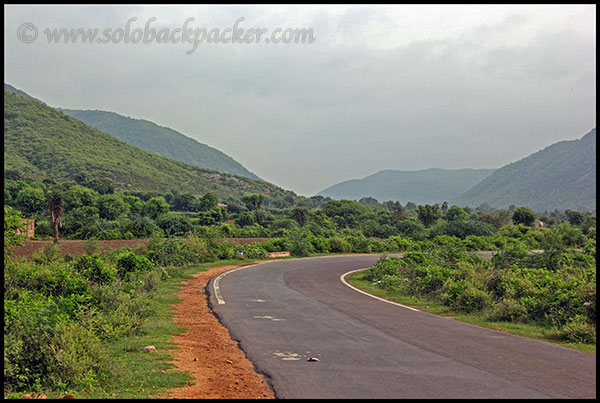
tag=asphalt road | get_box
[208,255,596,399]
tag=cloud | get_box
[4,5,596,195]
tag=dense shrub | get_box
[328,236,352,253]
[116,252,155,278]
[73,254,116,285]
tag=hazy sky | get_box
[4,4,596,196]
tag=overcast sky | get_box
[4,4,596,196]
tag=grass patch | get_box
[348,271,595,355]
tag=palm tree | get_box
[48,191,65,243]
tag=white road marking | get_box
[272,351,302,360]
[213,263,263,304]
[254,315,286,321]
[340,268,420,312]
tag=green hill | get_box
[317,168,496,204]
[56,108,262,180]
[451,129,596,212]
[4,83,260,180]
[4,90,294,200]
[4,83,46,104]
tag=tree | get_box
[242,194,265,211]
[63,184,98,210]
[417,204,442,227]
[143,196,170,219]
[15,186,46,215]
[288,228,314,257]
[441,201,449,215]
[173,193,199,212]
[155,213,193,237]
[4,206,25,257]
[47,190,65,243]
[358,196,379,207]
[96,194,130,220]
[512,207,536,226]
[445,205,467,221]
[84,178,114,194]
[199,192,218,211]
[405,202,417,211]
[566,210,585,226]
[291,206,310,227]
[236,211,256,227]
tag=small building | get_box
[534,220,545,229]
[16,219,35,238]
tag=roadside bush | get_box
[47,320,110,390]
[73,254,115,285]
[289,229,314,257]
[363,256,401,282]
[328,236,351,253]
[240,243,267,259]
[387,236,413,251]
[345,234,371,253]
[487,298,528,322]
[545,315,596,344]
[310,236,330,253]
[116,252,155,279]
[368,239,389,253]
[418,265,453,295]
[451,283,491,313]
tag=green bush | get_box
[116,252,155,278]
[73,254,115,285]
[487,298,528,322]
[32,244,62,265]
[328,236,351,253]
[47,320,110,390]
[451,283,491,313]
[363,256,401,282]
[545,315,596,344]
[240,243,267,259]
[418,265,453,295]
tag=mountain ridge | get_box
[4,83,261,181]
[4,89,294,200]
[451,128,596,212]
[317,168,496,204]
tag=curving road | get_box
[208,255,596,399]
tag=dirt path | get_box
[159,263,275,399]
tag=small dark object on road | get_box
[307,357,320,362]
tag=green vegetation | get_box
[452,128,596,212]
[4,90,292,200]
[350,224,596,351]
[318,168,495,205]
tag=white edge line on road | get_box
[340,268,420,312]
[213,263,263,304]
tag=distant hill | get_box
[317,168,496,204]
[4,83,261,180]
[56,108,262,180]
[4,90,295,200]
[452,129,596,213]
